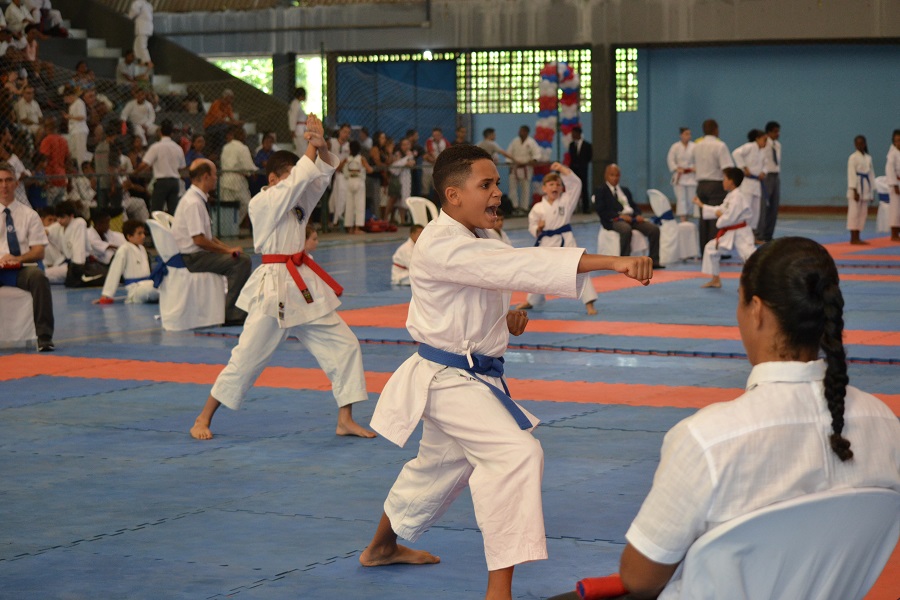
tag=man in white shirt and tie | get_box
[758,121,781,242]
[692,119,733,253]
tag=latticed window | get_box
[615,47,639,112]
[457,48,592,114]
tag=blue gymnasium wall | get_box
[471,113,595,193]
[617,44,900,206]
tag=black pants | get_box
[150,177,181,214]
[757,173,780,241]
[0,267,54,339]
[182,250,252,322]
[611,218,661,265]
[696,180,727,254]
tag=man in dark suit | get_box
[568,126,593,213]
[594,163,663,268]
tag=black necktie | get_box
[5,207,21,257]
[772,145,778,166]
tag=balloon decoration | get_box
[534,61,581,167]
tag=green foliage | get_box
[210,57,273,94]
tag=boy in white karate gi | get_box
[359,144,653,600]
[99,219,158,304]
[87,210,126,265]
[390,224,422,285]
[694,167,756,289]
[190,114,375,441]
[515,163,598,315]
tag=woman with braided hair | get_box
[595,237,900,599]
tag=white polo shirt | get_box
[693,135,733,181]
[171,184,210,254]
[142,136,186,180]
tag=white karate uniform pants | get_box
[329,174,346,225]
[211,299,368,410]
[125,280,159,304]
[846,195,870,232]
[384,368,547,571]
[889,188,900,228]
[343,176,366,228]
[134,34,150,64]
[701,238,755,276]
[672,183,697,218]
[508,167,534,210]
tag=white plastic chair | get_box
[647,189,699,264]
[875,176,890,233]
[152,211,175,229]
[146,220,226,331]
[676,487,900,600]
[406,196,439,226]
[0,286,36,348]
[596,226,648,257]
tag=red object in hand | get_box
[98,296,115,305]
[576,574,628,599]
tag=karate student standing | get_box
[885,129,900,242]
[731,129,768,231]
[694,167,756,289]
[516,162,598,315]
[359,144,652,600]
[847,135,875,245]
[190,114,374,441]
[666,127,696,221]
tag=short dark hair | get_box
[679,127,690,134]
[482,128,495,138]
[122,219,145,238]
[723,166,744,187]
[410,224,424,235]
[56,201,79,217]
[702,119,718,135]
[159,119,174,136]
[765,121,781,133]
[349,140,361,156]
[572,126,582,134]
[747,128,764,142]
[189,160,215,181]
[432,144,493,206]
[266,150,300,178]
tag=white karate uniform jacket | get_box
[885,145,900,227]
[527,171,581,247]
[236,153,338,328]
[732,142,765,199]
[100,240,157,303]
[666,140,697,186]
[390,237,414,285]
[847,151,875,201]
[701,189,754,252]
[87,228,125,265]
[371,211,587,448]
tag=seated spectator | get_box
[87,208,124,265]
[251,132,275,195]
[184,133,205,165]
[23,25,53,83]
[37,116,68,205]
[14,83,41,139]
[4,69,26,98]
[99,218,157,304]
[594,163,663,268]
[26,0,67,37]
[202,88,241,159]
[66,160,95,218]
[36,205,64,268]
[4,0,36,36]
[0,160,55,350]
[171,158,251,325]
[55,200,106,287]
[68,59,94,91]
[120,86,157,146]
[25,151,48,208]
[551,237,900,600]
[115,49,150,85]
[390,224,422,286]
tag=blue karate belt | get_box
[534,223,573,247]
[150,254,187,288]
[123,276,150,285]
[856,172,871,197]
[417,343,532,430]
[650,209,674,226]
[746,173,767,199]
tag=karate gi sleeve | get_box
[101,246,127,298]
[847,155,858,191]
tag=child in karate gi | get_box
[515,163,598,315]
[847,135,875,245]
[190,114,375,441]
[87,209,125,265]
[694,167,756,289]
[359,144,653,600]
[341,139,373,234]
[484,210,512,245]
[55,200,106,287]
[666,127,696,221]
[99,219,158,304]
[390,224,422,285]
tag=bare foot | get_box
[849,239,869,245]
[359,543,440,567]
[515,302,533,310]
[190,418,213,440]
[337,420,377,438]
[585,302,598,316]
[701,280,721,289]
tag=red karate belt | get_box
[392,262,408,270]
[714,221,747,248]
[261,252,343,304]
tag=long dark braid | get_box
[741,237,853,461]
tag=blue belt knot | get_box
[534,223,573,246]
[150,254,187,288]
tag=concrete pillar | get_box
[273,52,296,103]
[591,43,616,193]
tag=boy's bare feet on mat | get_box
[337,406,376,438]
[359,543,440,567]
[190,418,214,440]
